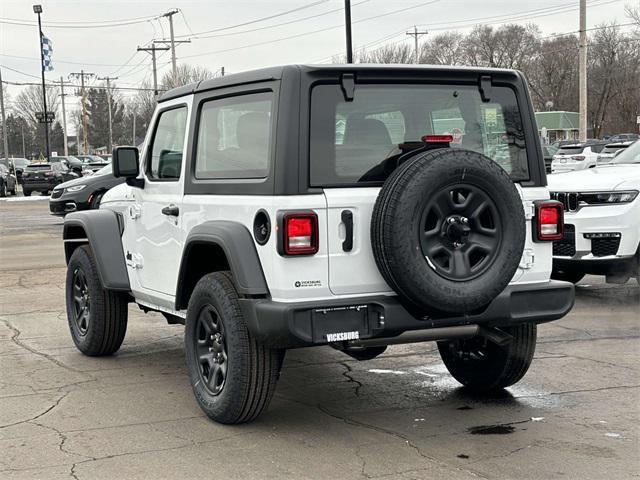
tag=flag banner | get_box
[41,33,53,71]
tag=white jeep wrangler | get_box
[63,65,574,424]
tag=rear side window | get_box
[601,145,627,154]
[310,83,530,186]
[148,106,188,180]
[195,92,273,179]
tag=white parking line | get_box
[0,196,50,202]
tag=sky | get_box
[1,0,637,120]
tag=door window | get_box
[148,106,188,180]
[195,92,273,179]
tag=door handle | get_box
[161,204,179,217]
[341,210,353,252]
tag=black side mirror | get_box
[113,146,143,187]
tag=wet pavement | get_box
[1,200,639,479]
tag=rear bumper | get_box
[23,180,57,191]
[239,280,575,348]
[554,256,638,276]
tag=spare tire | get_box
[371,148,525,314]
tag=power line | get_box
[180,0,440,60]
[174,0,329,39]
[0,13,163,28]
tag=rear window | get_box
[601,145,628,154]
[309,83,530,186]
[557,146,585,155]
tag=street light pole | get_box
[578,0,588,142]
[344,0,353,63]
[33,4,50,161]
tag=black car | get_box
[0,157,30,184]
[0,164,17,197]
[49,163,124,215]
[22,163,79,196]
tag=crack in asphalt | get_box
[537,349,637,372]
[315,404,488,479]
[0,392,69,430]
[538,335,640,345]
[339,361,364,397]
[0,317,86,374]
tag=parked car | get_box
[551,142,608,173]
[596,142,633,165]
[61,64,573,425]
[549,139,639,284]
[0,164,17,197]
[50,155,84,175]
[22,162,79,196]
[50,163,124,215]
[99,154,112,162]
[542,145,558,173]
[0,157,30,185]
[607,133,639,143]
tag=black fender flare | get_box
[176,221,268,308]
[63,210,130,291]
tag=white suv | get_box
[549,140,640,284]
[61,65,574,424]
[551,142,608,173]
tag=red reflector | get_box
[422,134,453,144]
[571,155,585,161]
[536,201,564,241]
[283,213,318,255]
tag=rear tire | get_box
[23,189,32,196]
[65,245,129,356]
[438,323,536,391]
[551,269,585,284]
[185,272,284,424]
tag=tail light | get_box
[280,212,318,255]
[535,200,564,241]
[422,134,453,144]
[571,155,585,161]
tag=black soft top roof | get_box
[158,64,521,103]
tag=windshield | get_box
[611,140,640,164]
[310,83,530,186]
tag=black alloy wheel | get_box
[194,305,228,396]
[420,184,502,281]
[72,267,91,336]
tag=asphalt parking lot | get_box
[0,199,638,480]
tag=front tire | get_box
[65,245,129,356]
[185,272,283,424]
[438,323,536,391]
[23,189,32,196]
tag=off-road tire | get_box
[65,245,129,356]
[551,269,585,284]
[185,272,284,424]
[371,148,525,314]
[438,323,536,391]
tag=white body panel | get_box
[548,165,640,260]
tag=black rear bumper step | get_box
[239,280,574,348]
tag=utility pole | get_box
[579,0,588,142]
[344,0,353,63]
[59,76,68,156]
[0,68,9,159]
[33,4,50,161]
[406,26,428,64]
[159,9,191,78]
[97,76,118,152]
[138,45,170,97]
[21,124,26,158]
[69,70,95,154]
[132,113,136,145]
[220,66,225,77]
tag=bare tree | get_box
[162,64,216,90]
[420,32,465,65]
[14,85,59,126]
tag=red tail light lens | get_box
[571,155,586,161]
[422,134,453,144]
[283,213,318,255]
[535,200,564,241]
